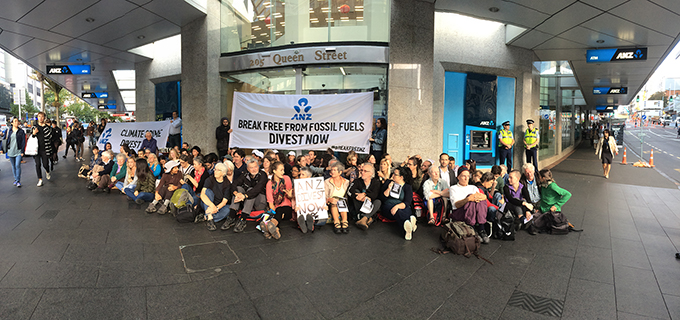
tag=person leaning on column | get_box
[523,119,539,171]
[498,121,514,169]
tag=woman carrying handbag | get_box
[29,112,53,187]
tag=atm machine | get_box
[464,125,496,169]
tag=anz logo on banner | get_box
[291,98,312,120]
[593,87,627,95]
[587,48,647,63]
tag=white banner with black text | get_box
[229,92,373,153]
[97,121,172,151]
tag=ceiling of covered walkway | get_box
[0,0,677,110]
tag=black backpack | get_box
[493,210,515,241]
[175,205,197,223]
[533,211,581,235]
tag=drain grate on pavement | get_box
[507,290,564,317]
[179,240,240,273]
[39,210,60,220]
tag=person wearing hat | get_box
[524,119,539,170]
[498,121,514,169]
[146,160,182,214]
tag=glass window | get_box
[561,104,573,150]
[539,106,556,159]
[220,0,390,53]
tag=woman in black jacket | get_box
[63,126,77,159]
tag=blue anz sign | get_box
[593,87,627,95]
[46,65,91,75]
[587,48,646,63]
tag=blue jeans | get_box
[115,182,136,193]
[124,188,154,203]
[9,155,21,183]
[201,188,230,222]
[181,183,199,206]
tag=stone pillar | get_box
[135,60,155,122]
[181,0,222,153]
[386,0,435,162]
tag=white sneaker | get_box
[37,180,43,187]
[410,216,417,233]
[46,172,51,180]
[404,221,413,240]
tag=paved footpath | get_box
[0,142,679,319]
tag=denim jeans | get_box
[124,188,154,203]
[201,188,230,222]
[9,155,21,183]
[115,181,135,192]
[181,183,199,207]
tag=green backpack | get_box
[171,188,194,209]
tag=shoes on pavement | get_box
[356,216,369,230]
[297,215,307,233]
[206,219,217,231]
[45,172,51,180]
[145,202,158,214]
[404,221,413,240]
[37,180,43,187]
[233,218,247,233]
[221,216,236,230]
[306,214,315,233]
[478,228,490,244]
[135,198,145,205]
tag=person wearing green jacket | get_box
[538,169,571,213]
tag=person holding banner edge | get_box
[369,118,387,164]
[167,111,182,149]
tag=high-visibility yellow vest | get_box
[524,128,538,145]
[499,129,513,146]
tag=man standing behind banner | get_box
[524,119,539,170]
[498,121,514,169]
[167,111,182,148]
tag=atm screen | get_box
[470,130,492,151]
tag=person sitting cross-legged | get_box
[125,158,156,204]
[380,166,417,240]
[349,163,382,230]
[222,158,268,233]
[261,161,294,239]
[422,165,449,226]
[503,169,536,235]
[146,160,182,214]
[448,167,490,244]
[201,163,233,231]
[325,161,350,234]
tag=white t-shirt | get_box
[439,167,450,186]
[448,184,480,210]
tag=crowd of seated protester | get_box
[80,136,571,243]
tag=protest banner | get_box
[230,92,373,153]
[294,177,328,220]
[97,121,172,151]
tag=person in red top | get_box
[262,161,294,239]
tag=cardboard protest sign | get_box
[294,177,328,220]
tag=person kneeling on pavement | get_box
[146,160,182,214]
[530,169,573,233]
[348,163,382,230]
[200,163,233,231]
[448,167,489,243]
[126,158,156,204]
[222,158,268,233]
[503,170,536,235]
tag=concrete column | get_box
[386,0,434,161]
[181,0,222,153]
[135,60,155,122]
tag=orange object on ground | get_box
[649,149,655,167]
[620,147,627,165]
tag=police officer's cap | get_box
[502,121,510,126]
[526,119,535,124]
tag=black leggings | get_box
[34,153,50,179]
[272,206,293,221]
[64,142,76,156]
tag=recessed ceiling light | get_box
[137,35,145,40]
[85,17,95,23]
[596,40,605,44]
[489,7,499,12]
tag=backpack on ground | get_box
[171,188,194,209]
[532,211,581,235]
[493,210,515,241]
[175,205,196,223]
[432,221,492,264]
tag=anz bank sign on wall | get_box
[586,48,647,63]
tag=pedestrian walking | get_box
[31,112,53,187]
[595,129,618,179]
[6,117,26,187]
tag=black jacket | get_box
[5,127,26,152]
[348,177,381,201]
[215,117,231,151]
[233,170,267,198]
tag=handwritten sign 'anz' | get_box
[294,177,328,220]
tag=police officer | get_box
[524,119,539,170]
[498,121,514,169]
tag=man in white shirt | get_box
[168,111,182,148]
[448,167,490,243]
[438,153,457,186]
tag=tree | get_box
[10,91,39,120]
[43,78,64,125]
[648,91,665,101]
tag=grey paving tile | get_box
[30,288,146,320]
[0,228,43,245]
[0,288,45,320]
[617,311,668,320]
[430,273,516,320]
[255,287,325,320]
[562,278,616,320]
[498,305,556,320]
[610,221,641,242]
[299,259,403,318]
[33,229,109,245]
[614,265,670,319]
[516,254,573,300]
[664,294,680,320]
[145,273,249,320]
[236,254,337,299]
[473,245,534,287]
[572,245,613,284]
[96,260,189,288]
[640,233,678,259]
[577,227,611,249]
[0,243,68,261]
[0,261,98,288]
[612,238,651,269]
